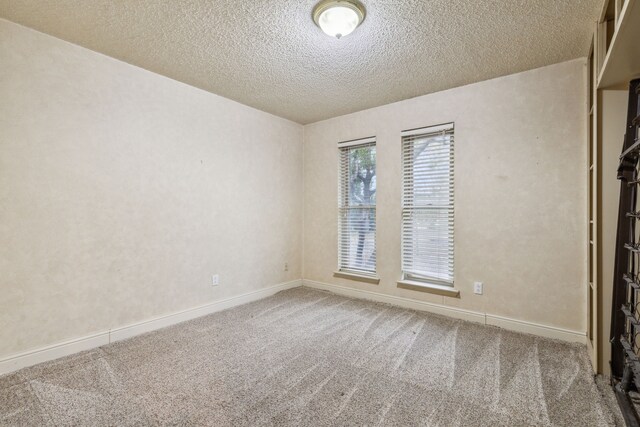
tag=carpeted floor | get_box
[0,287,623,426]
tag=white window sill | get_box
[397,279,460,298]
[333,270,380,285]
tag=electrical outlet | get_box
[212,274,219,286]
[473,281,483,295]
[284,262,289,272]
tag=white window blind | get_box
[338,137,376,275]
[402,124,454,285]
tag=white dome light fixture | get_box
[312,0,366,39]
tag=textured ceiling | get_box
[0,1,600,124]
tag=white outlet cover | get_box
[473,282,483,295]
[212,274,219,286]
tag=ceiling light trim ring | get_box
[312,0,366,39]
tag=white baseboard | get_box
[485,314,585,343]
[110,279,301,342]
[0,332,111,377]
[302,279,586,344]
[0,279,302,376]
[303,279,485,324]
[0,277,585,376]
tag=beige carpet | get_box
[0,287,622,426]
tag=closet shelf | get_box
[598,0,640,88]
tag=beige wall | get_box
[303,59,587,333]
[599,90,629,374]
[0,20,303,358]
[1,16,592,360]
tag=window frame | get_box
[400,123,455,287]
[337,137,377,277]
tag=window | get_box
[338,137,376,275]
[401,123,454,286]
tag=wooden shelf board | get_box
[598,0,640,88]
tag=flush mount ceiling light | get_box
[312,0,366,39]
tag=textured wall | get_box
[0,20,303,358]
[0,17,589,360]
[303,59,587,333]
